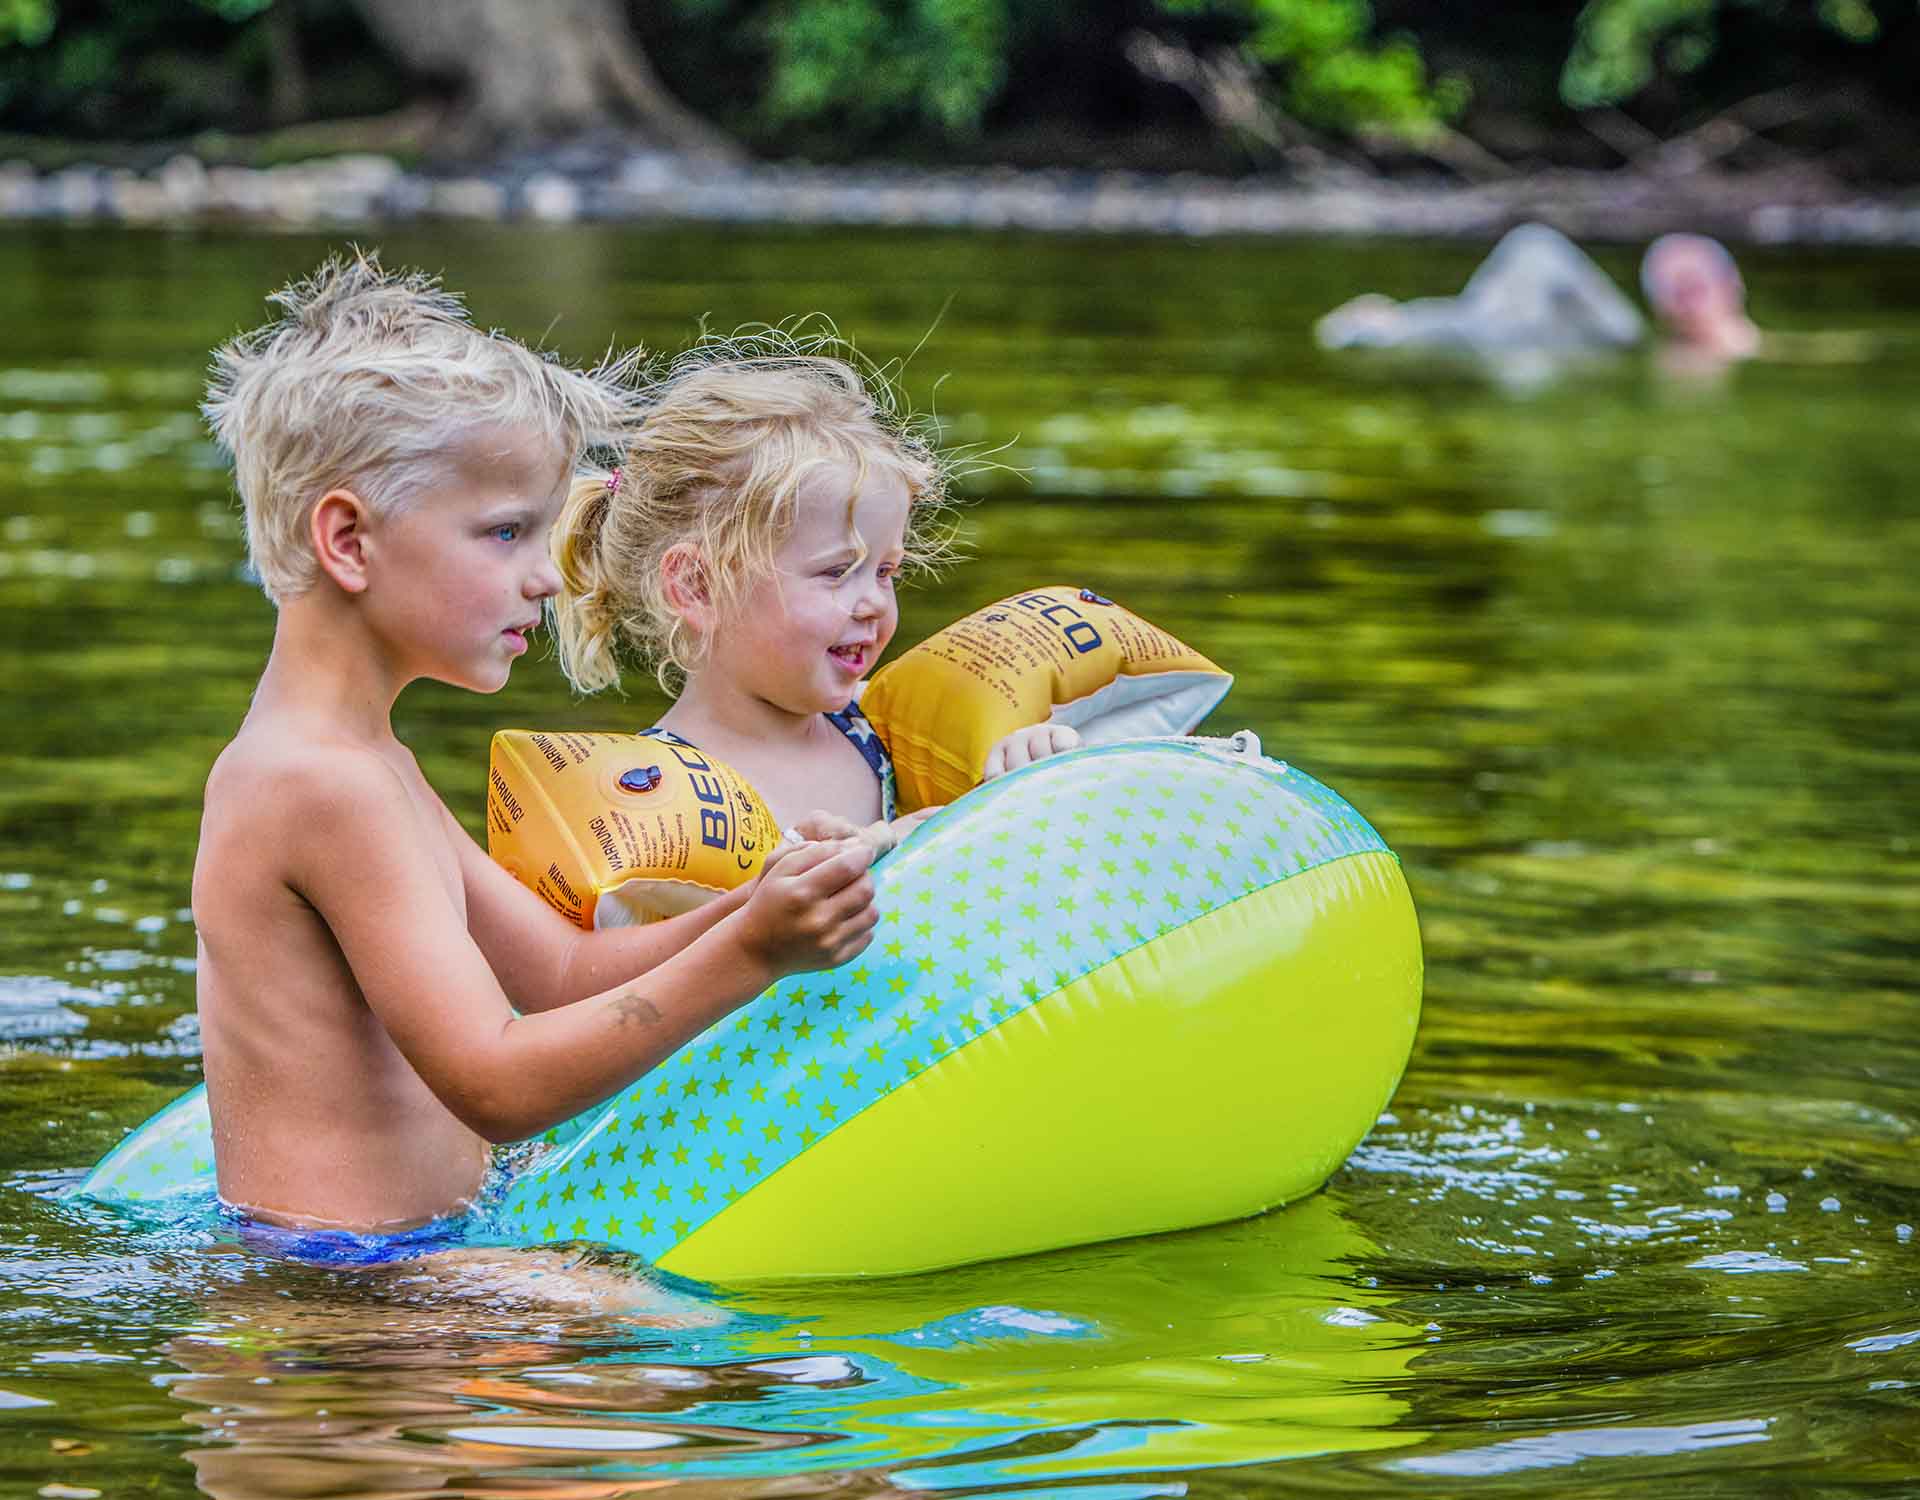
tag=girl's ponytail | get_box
[550,469,624,694]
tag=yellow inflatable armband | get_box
[861,585,1232,811]
[487,730,779,929]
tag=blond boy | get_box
[194,253,877,1239]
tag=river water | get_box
[2,224,1917,1497]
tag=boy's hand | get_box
[982,723,1081,781]
[738,838,877,977]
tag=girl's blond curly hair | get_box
[551,325,955,694]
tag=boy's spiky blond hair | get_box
[203,249,635,604]
[551,323,956,695]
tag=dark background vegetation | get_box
[2,0,1917,184]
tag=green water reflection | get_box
[1,224,1917,1496]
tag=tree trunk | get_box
[265,3,309,127]
[346,0,737,159]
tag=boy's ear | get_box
[310,488,377,594]
[660,542,714,632]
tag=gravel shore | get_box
[4,148,1918,246]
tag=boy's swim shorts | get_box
[223,1206,471,1267]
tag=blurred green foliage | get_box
[1,0,1916,175]
[0,0,399,142]
[0,0,52,46]
[1160,0,1466,137]
[0,0,270,54]
[1561,0,1896,107]
[688,0,1012,135]
[764,0,1009,134]
[667,0,1461,144]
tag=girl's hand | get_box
[982,723,1081,781]
[737,839,877,976]
[784,811,864,844]
[884,806,941,845]
[762,814,871,876]
[782,808,939,860]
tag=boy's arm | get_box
[444,804,755,1014]
[295,755,875,1142]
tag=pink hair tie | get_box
[606,467,623,498]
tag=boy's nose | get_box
[526,557,564,601]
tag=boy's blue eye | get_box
[492,524,520,543]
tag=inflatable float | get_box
[79,590,1422,1280]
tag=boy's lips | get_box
[828,642,871,671]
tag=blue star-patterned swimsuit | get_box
[642,699,896,821]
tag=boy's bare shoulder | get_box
[200,720,429,882]
[207,721,403,814]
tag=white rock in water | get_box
[432,178,507,220]
[50,167,101,217]
[0,160,34,215]
[159,154,209,214]
[522,174,579,223]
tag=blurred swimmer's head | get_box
[1641,234,1759,357]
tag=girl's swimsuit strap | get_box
[823,700,897,820]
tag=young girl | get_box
[549,332,1074,846]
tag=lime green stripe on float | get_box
[661,848,1421,1282]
